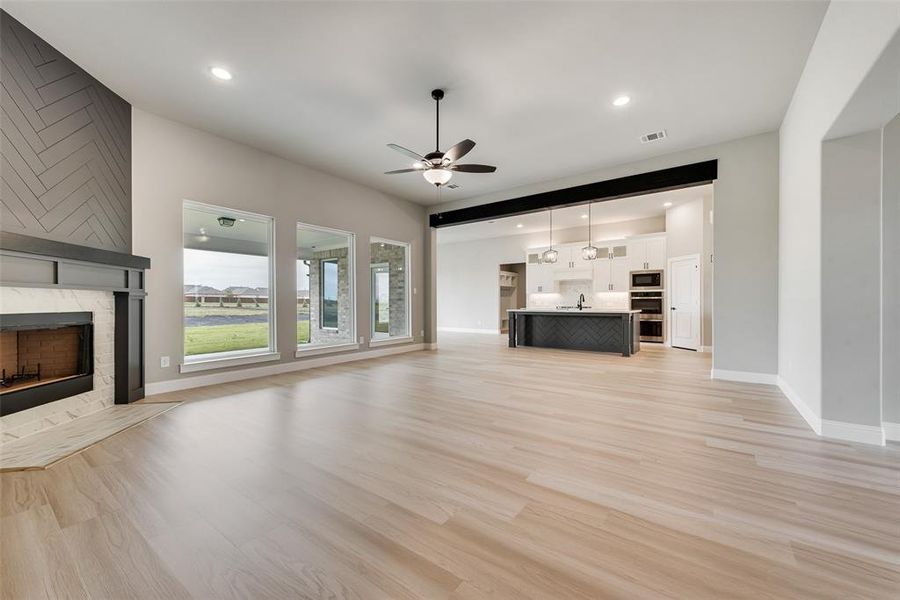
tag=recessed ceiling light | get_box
[210,66,233,81]
[516,223,523,228]
[663,202,673,207]
[612,95,631,107]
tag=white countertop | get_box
[508,308,641,314]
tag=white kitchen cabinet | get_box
[525,249,555,294]
[553,244,592,281]
[593,255,630,291]
[628,235,667,271]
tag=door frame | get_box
[666,253,702,350]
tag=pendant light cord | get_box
[549,210,553,249]
[588,202,592,241]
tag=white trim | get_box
[710,369,777,385]
[883,422,900,442]
[437,327,502,335]
[821,420,885,446]
[777,375,822,435]
[180,351,281,373]
[425,342,438,350]
[368,335,414,348]
[295,342,359,358]
[699,345,713,353]
[150,343,425,395]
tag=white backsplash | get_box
[528,285,629,310]
[0,287,115,443]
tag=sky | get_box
[184,249,271,289]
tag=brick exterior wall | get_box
[370,242,409,338]
[307,247,353,345]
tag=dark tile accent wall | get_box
[0,10,132,253]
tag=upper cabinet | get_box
[553,244,593,280]
[525,247,554,294]
[628,235,667,271]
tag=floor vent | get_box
[640,130,667,143]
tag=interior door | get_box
[669,255,701,350]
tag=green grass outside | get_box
[184,321,310,356]
[184,304,269,317]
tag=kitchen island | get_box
[508,309,641,356]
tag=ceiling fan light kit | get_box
[385,89,497,187]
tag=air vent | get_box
[640,130,667,144]
[446,183,460,189]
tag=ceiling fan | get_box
[385,89,497,187]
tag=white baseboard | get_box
[883,422,900,442]
[425,342,438,350]
[821,419,885,446]
[146,343,426,396]
[710,369,777,385]
[776,376,822,435]
[437,327,501,335]
[699,345,713,353]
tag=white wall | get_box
[437,217,664,332]
[884,115,900,428]
[821,131,883,428]
[778,2,900,432]
[132,109,427,386]
[432,132,779,376]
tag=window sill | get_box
[368,336,414,348]
[180,351,281,373]
[295,343,359,358]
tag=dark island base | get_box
[508,311,640,356]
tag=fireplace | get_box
[0,312,94,417]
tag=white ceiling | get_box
[5,1,826,206]
[436,185,712,244]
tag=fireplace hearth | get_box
[0,312,93,416]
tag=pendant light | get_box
[582,202,599,260]
[541,210,559,264]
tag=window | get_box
[320,258,339,329]
[370,238,411,342]
[297,223,355,349]
[183,201,275,363]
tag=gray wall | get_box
[432,132,779,376]
[0,10,132,253]
[821,130,883,427]
[132,109,426,385]
[778,2,900,421]
[884,114,900,425]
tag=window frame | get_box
[368,236,412,345]
[181,200,277,370]
[296,221,357,354]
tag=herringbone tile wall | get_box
[0,10,131,253]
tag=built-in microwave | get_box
[630,270,663,290]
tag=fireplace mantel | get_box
[0,232,150,406]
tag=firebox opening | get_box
[0,312,93,416]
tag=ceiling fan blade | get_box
[384,168,420,175]
[444,139,475,163]
[450,164,496,173]
[387,143,426,161]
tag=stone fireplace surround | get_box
[0,232,149,442]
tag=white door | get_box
[669,255,701,350]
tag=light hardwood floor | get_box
[2,334,898,599]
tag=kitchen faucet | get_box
[577,293,585,310]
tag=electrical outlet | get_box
[160,356,170,368]
[420,330,424,336]
[359,336,364,344]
